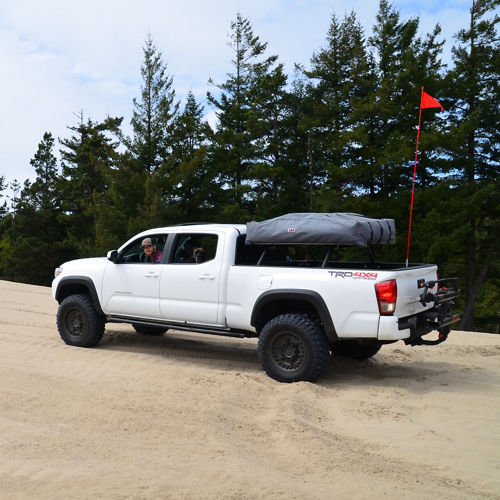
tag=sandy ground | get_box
[0,280,499,499]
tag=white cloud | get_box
[0,0,472,190]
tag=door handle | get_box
[198,274,215,280]
[144,272,159,278]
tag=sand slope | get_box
[0,279,499,499]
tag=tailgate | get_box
[394,265,438,318]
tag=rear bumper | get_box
[378,276,460,345]
[377,310,461,343]
[399,309,460,346]
[378,316,411,340]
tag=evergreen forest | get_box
[0,0,498,332]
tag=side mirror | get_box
[107,250,120,263]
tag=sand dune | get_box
[0,279,499,499]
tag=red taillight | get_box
[375,279,397,315]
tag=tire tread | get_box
[257,313,330,383]
[57,294,105,347]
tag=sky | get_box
[0,0,473,194]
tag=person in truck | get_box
[179,237,206,263]
[141,238,162,263]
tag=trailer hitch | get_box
[403,277,461,347]
[417,325,456,345]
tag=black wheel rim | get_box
[270,331,307,373]
[64,307,87,337]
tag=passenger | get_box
[184,239,206,263]
[141,238,162,263]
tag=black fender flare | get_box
[250,289,338,342]
[55,276,105,317]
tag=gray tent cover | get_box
[246,213,396,246]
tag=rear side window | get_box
[235,235,321,266]
[235,234,265,265]
[171,234,218,264]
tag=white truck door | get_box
[101,234,168,318]
[159,232,224,325]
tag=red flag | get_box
[420,90,443,111]
[406,87,444,267]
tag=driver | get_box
[141,238,162,263]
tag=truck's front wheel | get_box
[257,314,330,383]
[57,294,105,347]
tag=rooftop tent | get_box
[245,213,396,246]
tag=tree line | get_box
[0,0,498,332]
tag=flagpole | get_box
[406,86,424,267]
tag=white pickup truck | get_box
[52,213,460,382]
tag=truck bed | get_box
[238,259,433,271]
[234,235,431,271]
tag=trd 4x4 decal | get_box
[328,271,378,280]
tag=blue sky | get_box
[0,0,472,193]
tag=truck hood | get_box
[59,256,107,267]
[56,257,109,277]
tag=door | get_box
[159,232,224,325]
[101,234,168,319]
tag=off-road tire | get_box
[257,314,330,383]
[57,294,105,347]
[132,324,168,336]
[333,341,382,361]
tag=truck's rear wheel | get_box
[333,341,382,360]
[257,314,330,383]
[57,294,105,347]
[132,324,168,336]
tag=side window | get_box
[171,233,218,264]
[235,234,266,265]
[119,235,168,264]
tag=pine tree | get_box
[106,151,147,236]
[1,133,72,285]
[59,116,123,255]
[207,13,286,219]
[0,176,9,280]
[364,0,444,198]
[443,0,500,330]
[9,179,21,215]
[299,11,374,209]
[248,48,289,218]
[130,34,179,174]
[163,91,216,220]
[282,77,319,212]
[24,132,60,211]
[448,0,499,183]
[172,92,211,158]
[0,175,8,219]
